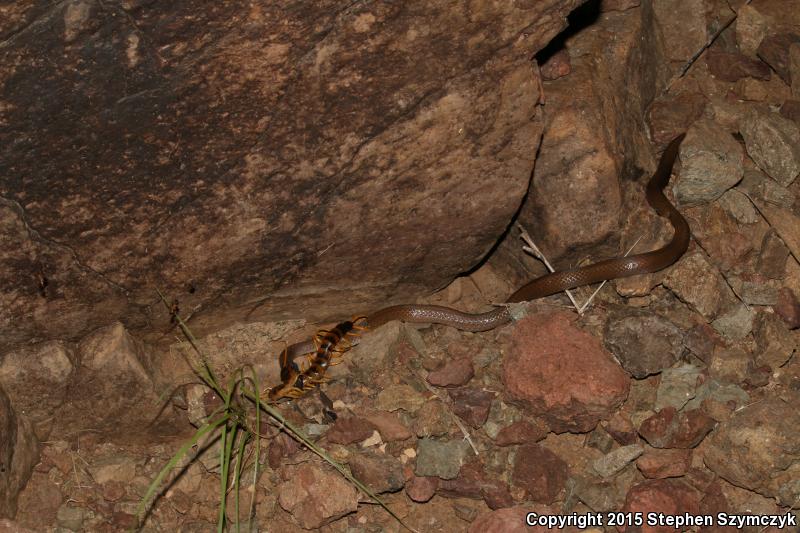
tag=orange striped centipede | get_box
[267,316,366,401]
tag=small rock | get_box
[684,323,723,363]
[88,456,137,485]
[706,48,771,82]
[363,410,413,441]
[758,230,789,279]
[571,472,634,513]
[0,519,37,533]
[704,303,755,338]
[483,400,520,439]
[738,168,794,207]
[708,344,752,384]
[603,413,638,446]
[585,425,616,453]
[636,448,692,479]
[468,507,535,533]
[773,288,800,329]
[753,311,796,369]
[622,478,701,530]
[405,476,438,503]
[711,302,754,341]
[349,451,404,494]
[512,444,568,504]
[757,32,800,84]
[277,463,358,529]
[0,386,39,518]
[326,416,375,445]
[540,48,571,81]
[375,384,426,413]
[647,92,707,147]
[684,379,749,413]
[503,313,629,433]
[740,108,800,186]
[449,388,494,428]
[415,438,470,480]
[604,312,684,379]
[673,119,744,206]
[413,400,451,438]
[427,357,474,387]
[592,444,644,478]
[638,407,716,448]
[494,419,548,447]
[438,460,513,510]
[717,189,759,224]
[55,504,86,531]
[729,274,781,305]
[654,364,702,411]
[704,396,800,507]
[782,99,800,123]
[0,341,73,439]
[663,251,738,321]
[735,4,767,56]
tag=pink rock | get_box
[325,416,375,445]
[621,479,700,533]
[449,388,494,428]
[363,411,413,442]
[427,357,474,387]
[468,506,544,533]
[494,419,549,446]
[406,476,438,503]
[512,444,568,504]
[636,448,692,479]
[638,407,716,449]
[277,463,358,529]
[503,313,630,433]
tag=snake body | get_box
[279,134,689,376]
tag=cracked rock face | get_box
[0,1,587,353]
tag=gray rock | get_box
[740,109,800,186]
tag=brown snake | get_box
[280,133,689,370]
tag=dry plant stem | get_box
[517,223,583,312]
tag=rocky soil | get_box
[2,0,800,531]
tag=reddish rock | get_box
[495,420,549,447]
[438,460,513,509]
[540,49,571,81]
[325,416,376,445]
[405,476,438,503]
[363,411,413,442]
[427,357,474,387]
[703,397,800,507]
[348,452,404,494]
[638,407,717,449]
[648,92,708,147]
[512,444,568,504]
[604,413,638,446]
[0,520,38,533]
[706,48,771,82]
[622,479,701,533]
[781,100,800,123]
[698,481,731,533]
[449,388,494,428]
[468,507,542,533]
[503,313,629,433]
[757,33,800,83]
[773,288,800,329]
[636,448,692,479]
[277,463,358,529]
